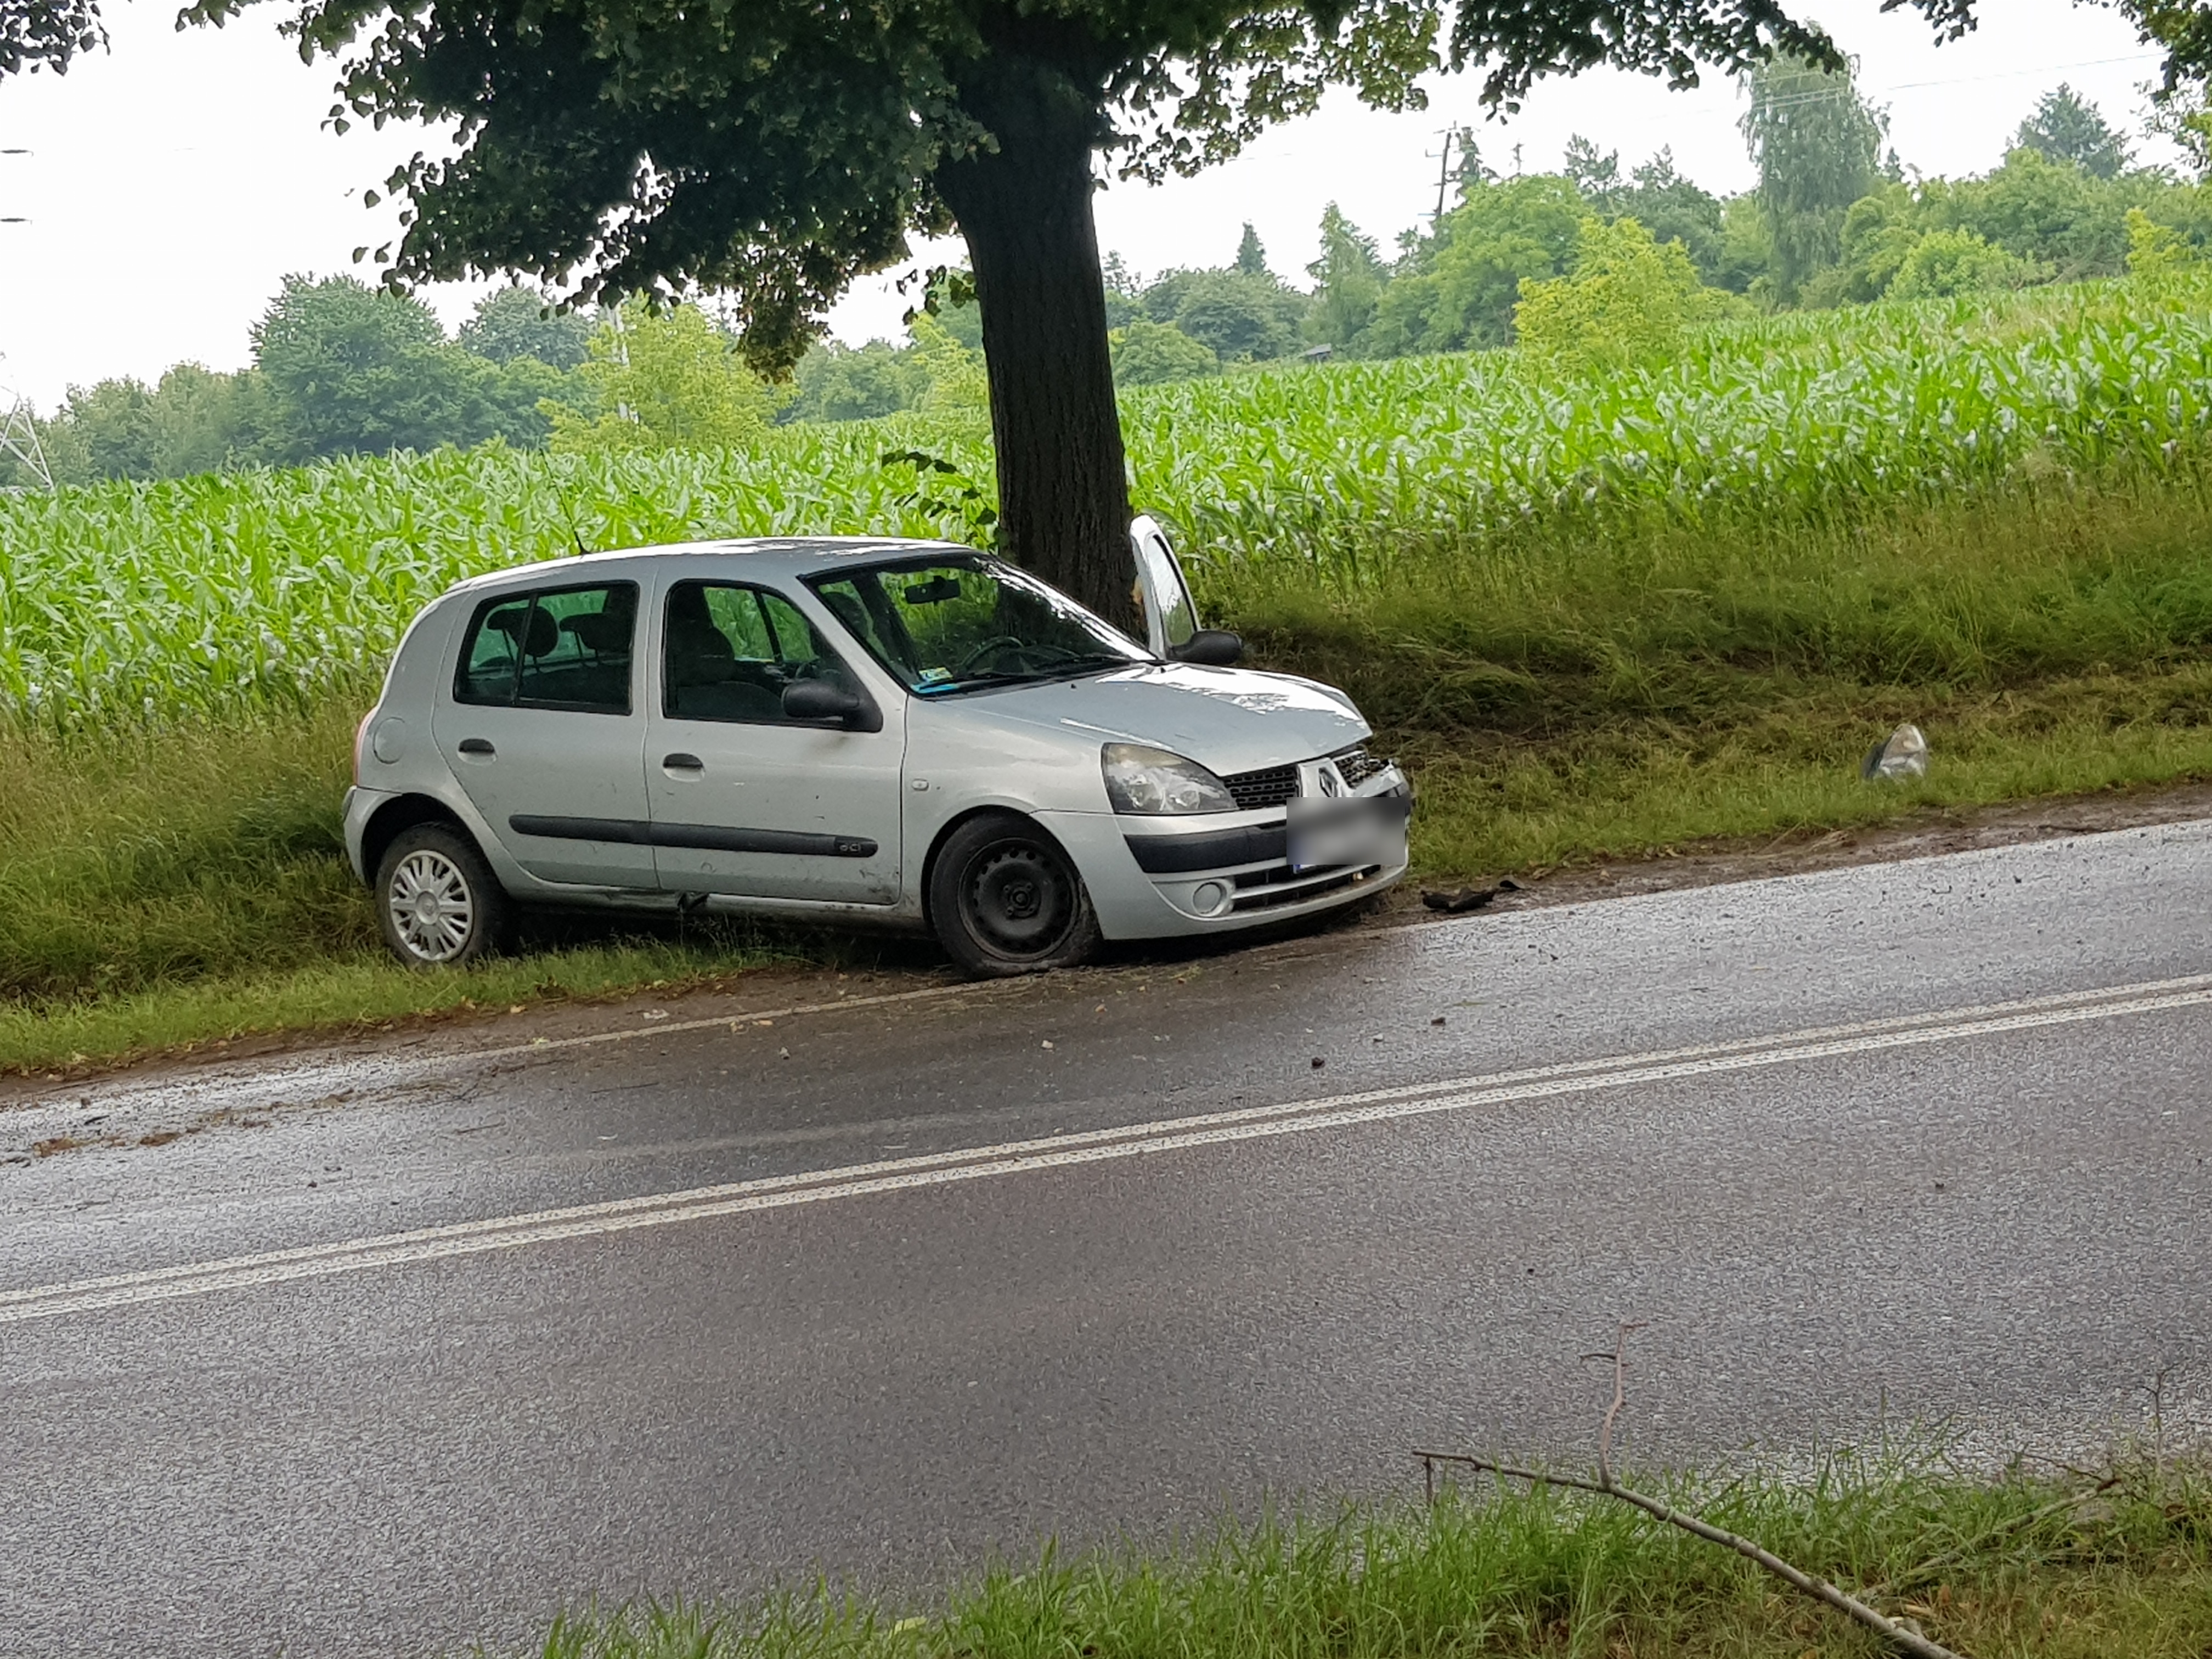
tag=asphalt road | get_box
[4,820,2211,1658]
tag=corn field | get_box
[4,275,2210,734]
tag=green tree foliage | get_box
[1305,204,1387,350]
[145,364,271,476]
[1364,173,1585,354]
[2014,83,2131,179]
[1100,254,1143,330]
[1513,214,1714,373]
[253,274,517,461]
[1234,224,1269,277]
[905,314,991,420]
[1612,150,1729,286]
[1561,139,1730,286]
[46,364,272,482]
[784,340,925,424]
[1887,227,2048,298]
[1111,319,1221,385]
[1716,194,1775,294]
[2144,83,2212,180]
[2128,206,2204,274]
[1821,147,2202,302]
[1740,54,1888,301]
[1561,135,1623,206]
[58,377,156,480]
[458,286,598,369]
[1165,271,1308,362]
[544,303,780,454]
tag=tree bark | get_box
[935,65,1139,635]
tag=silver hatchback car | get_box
[345,532,1410,975]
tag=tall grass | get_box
[506,1453,2212,1659]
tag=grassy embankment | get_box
[504,1454,2212,1659]
[7,276,2212,1072]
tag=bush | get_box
[1888,227,2050,300]
[1513,215,1716,373]
[1111,320,1220,386]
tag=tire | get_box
[928,812,1101,978]
[374,822,513,968]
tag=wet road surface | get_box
[4,820,2211,1656]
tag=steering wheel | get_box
[953,635,1029,675]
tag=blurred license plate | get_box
[1285,794,1409,873]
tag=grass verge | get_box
[496,1452,2212,1659]
[8,467,2212,1075]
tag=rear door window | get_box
[454,583,637,713]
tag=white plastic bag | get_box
[1861,722,1928,782]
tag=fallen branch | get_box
[1414,1324,1970,1659]
[1414,1448,1969,1659]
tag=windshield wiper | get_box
[925,657,1130,693]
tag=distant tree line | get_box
[11,72,2210,487]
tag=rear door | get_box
[432,579,656,889]
[646,578,905,905]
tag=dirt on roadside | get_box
[1399,778,2212,916]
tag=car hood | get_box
[966,662,1370,776]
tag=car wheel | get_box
[929,812,1101,978]
[374,823,512,968]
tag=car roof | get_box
[448,536,982,595]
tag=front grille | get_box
[1331,745,1387,787]
[1222,763,1300,812]
[1231,862,1381,911]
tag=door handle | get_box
[457,738,495,757]
[662,752,703,770]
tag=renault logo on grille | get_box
[1317,762,1345,798]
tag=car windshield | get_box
[806,556,1152,696]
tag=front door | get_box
[432,579,655,889]
[646,579,904,904]
[1130,515,1200,658]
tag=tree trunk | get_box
[935,69,1138,635]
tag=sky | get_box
[0,0,2180,411]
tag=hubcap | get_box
[964,844,1071,958]
[387,849,475,963]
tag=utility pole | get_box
[1434,124,1458,217]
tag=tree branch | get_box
[1416,1323,1971,1659]
[1413,1449,1971,1659]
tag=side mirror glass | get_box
[782,678,866,724]
[1169,630,1243,668]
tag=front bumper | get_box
[1042,764,1412,941]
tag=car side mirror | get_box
[1169,629,1243,667]
[782,679,868,725]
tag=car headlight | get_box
[1102,743,1235,815]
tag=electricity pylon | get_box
[0,364,52,492]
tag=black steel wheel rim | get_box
[961,840,1074,959]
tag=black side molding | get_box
[508,815,876,859]
[651,823,878,859]
[1123,822,1288,874]
[509,815,648,844]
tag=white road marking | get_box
[7,972,2210,1326]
